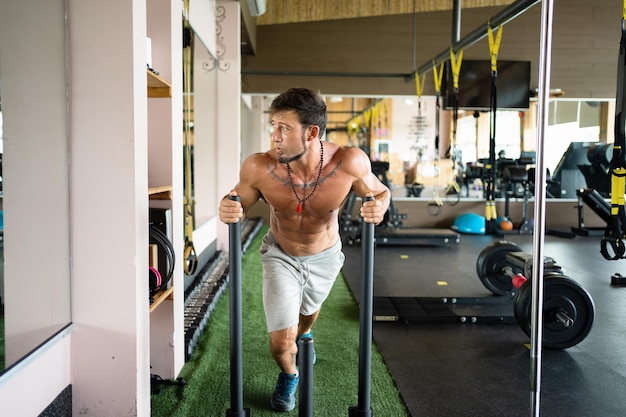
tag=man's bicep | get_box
[351,172,387,197]
[346,149,388,197]
[235,157,263,211]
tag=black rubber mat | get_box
[373,295,517,324]
[342,236,497,300]
[340,232,626,416]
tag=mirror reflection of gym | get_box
[324,95,612,204]
[179,17,219,292]
[0,96,4,371]
[0,11,73,375]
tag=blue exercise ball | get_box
[452,213,486,234]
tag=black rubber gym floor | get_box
[341,231,626,417]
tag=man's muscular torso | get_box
[245,143,357,256]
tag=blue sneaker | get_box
[296,331,316,365]
[270,372,299,412]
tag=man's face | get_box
[271,110,308,163]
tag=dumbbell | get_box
[476,241,595,349]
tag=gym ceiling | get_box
[240,0,618,98]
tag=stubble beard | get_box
[277,133,308,164]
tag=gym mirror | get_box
[180,16,218,290]
[321,96,612,203]
[0,5,72,375]
[0,101,4,370]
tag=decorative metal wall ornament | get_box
[203,5,230,72]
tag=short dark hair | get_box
[270,88,327,138]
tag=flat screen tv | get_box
[442,60,531,111]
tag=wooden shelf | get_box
[150,286,174,313]
[148,185,172,200]
[147,70,172,98]
[147,187,172,311]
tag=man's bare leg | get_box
[269,325,299,375]
[269,325,300,411]
[297,310,320,336]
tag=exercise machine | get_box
[226,197,379,415]
[572,187,610,236]
[340,161,460,247]
[548,142,611,199]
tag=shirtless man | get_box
[219,88,390,412]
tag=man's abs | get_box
[269,219,339,257]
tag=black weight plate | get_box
[514,274,595,349]
[476,241,524,295]
[513,279,532,328]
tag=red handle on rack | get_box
[512,273,528,289]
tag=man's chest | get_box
[260,171,353,214]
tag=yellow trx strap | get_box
[449,48,463,91]
[600,1,626,259]
[484,24,504,232]
[488,23,503,73]
[183,37,198,275]
[611,153,626,217]
[449,48,463,146]
[432,60,444,165]
[364,107,373,129]
[426,62,447,215]
[415,71,426,121]
[445,49,463,206]
[371,103,380,129]
[415,71,426,99]
[432,60,444,94]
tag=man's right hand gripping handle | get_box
[219,191,243,224]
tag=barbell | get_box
[476,241,595,349]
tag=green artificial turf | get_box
[151,226,409,416]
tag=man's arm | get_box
[344,147,391,225]
[218,154,264,224]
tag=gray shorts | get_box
[260,231,345,333]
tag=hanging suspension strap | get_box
[183,30,198,275]
[601,5,626,260]
[449,48,463,154]
[433,60,445,167]
[485,23,503,234]
[426,63,445,215]
[447,48,464,199]
[415,71,426,116]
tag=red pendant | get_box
[296,202,302,213]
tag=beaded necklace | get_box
[285,140,324,213]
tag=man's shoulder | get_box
[330,145,368,171]
[333,144,365,158]
[243,151,277,169]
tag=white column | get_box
[68,0,150,415]
[216,0,242,250]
